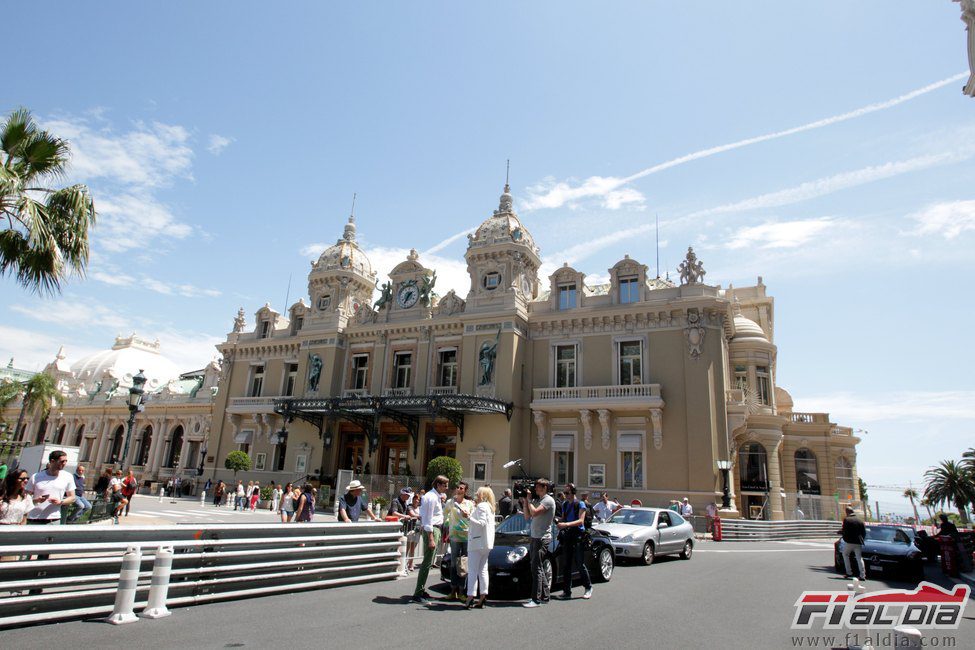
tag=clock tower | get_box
[305,213,377,330]
[464,182,541,315]
[381,248,436,322]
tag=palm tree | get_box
[13,373,63,444]
[924,460,975,524]
[919,497,935,525]
[1,108,96,294]
[903,487,921,526]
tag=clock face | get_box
[397,284,419,308]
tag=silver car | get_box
[592,507,695,565]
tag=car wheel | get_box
[640,541,655,566]
[594,546,614,582]
[680,540,693,560]
[543,557,554,593]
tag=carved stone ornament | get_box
[678,246,706,285]
[650,408,663,450]
[579,409,593,450]
[685,310,706,359]
[597,409,611,450]
[436,289,466,316]
[232,307,246,333]
[354,302,378,325]
[533,411,547,449]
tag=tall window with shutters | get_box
[555,345,576,388]
[618,341,642,385]
[619,433,644,488]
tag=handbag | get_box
[457,554,469,579]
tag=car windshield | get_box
[608,509,655,526]
[865,527,912,544]
[497,513,531,535]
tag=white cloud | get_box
[9,301,129,331]
[0,325,102,372]
[42,117,193,190]
[725,217,837,250]
[523,72,967,211]
[910,199,975,239]
[604,187,646,210]
[206,134,234,156]
[141,277,221,298]
[794,391,975,423]
[153,328,223,371]
[95,192,194,252]
[300,242,328,258]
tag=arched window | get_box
[55,424,67,445]
[165,425,184,468]
[835,457,855,500]
[794,449,820,495]
[108,425,125,463]
[74,424,85,447]
[136,425,153,467]
[738,442,768,491]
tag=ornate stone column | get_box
[757,431,785,521]
[532,410,547,450]
[579,409,593,450]
[597,409,611,450]
[152,418,171,471]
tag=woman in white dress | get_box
[1,470,35,526]
[464,486,496,608]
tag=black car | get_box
[440,513,615,596]
[833,525,924,580]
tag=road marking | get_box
[778,541,835,548]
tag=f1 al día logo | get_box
[792,582,970,630]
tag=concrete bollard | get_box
[397,535,409,577]
[158,487,165,502]
[200,490,206,506]
[106,546,143,625]
[141,546,174,619]
[893,627,922,648]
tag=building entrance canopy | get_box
[274,394,513,455]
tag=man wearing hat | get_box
[388,487,415,520]
[338,480,380,523]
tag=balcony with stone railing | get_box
[342,388,369,398]
[382,387,413,397]
[789,412,830,424]
[530,383,664,412]
[429,385,458,395]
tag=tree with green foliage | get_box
[903,487,921,527]
[14,373,63,443]
[924,460,974,524]
[1,108,96,295]
[426,456,463,488]
[857,477,868,509]
[224,450,251,479]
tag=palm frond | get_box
[0,108,36,157]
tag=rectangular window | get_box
[291,316,303,336]
[351,355,369,390]
[255,453,267,471]
[756,366,771,405]
[274,440,288,472]
[555,345,576,388]
[393,352,412,389]
[295,453,307,474]
[248,365,265,397]
[473,462,487,481]
[619,276,639,304]
[621,451,643,488]
[734,365,748,392]
[618,341,642,385]
[555,451,574,485]
[437,349,458,387]
[283,363,298,397]
[260,321,271,339]
[558,283,577,310]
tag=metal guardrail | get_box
[719,518,839,541]
[0,522,402,628]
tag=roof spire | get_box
[505,159,510,192]
[350,192,357,221]
[343,193,357,242]
[496,161,514,214]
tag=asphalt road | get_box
[7,539,974,650]
[102,494,334,526]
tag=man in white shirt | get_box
[705,501,718,534]
[593,493,620,523]
[681,497,693,518]
[412,474,448,604]
[26,450,76,524]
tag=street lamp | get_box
[716,459,732,509]
[119,370,147,473]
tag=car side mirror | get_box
[658,522,669,529]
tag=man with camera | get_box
[521,478,555,608]
[556,483,592,600]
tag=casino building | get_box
[2,182,861,519]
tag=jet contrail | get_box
[427,72,967,253]
[549,150,973,265]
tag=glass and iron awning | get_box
[274,394,513,455]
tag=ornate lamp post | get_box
[716,459,732,509]
[119,370,147,473]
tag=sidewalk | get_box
[89,494,338,526]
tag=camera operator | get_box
[556,483,592,600]
[521,478,555,608]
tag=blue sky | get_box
[3,2,973,516]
